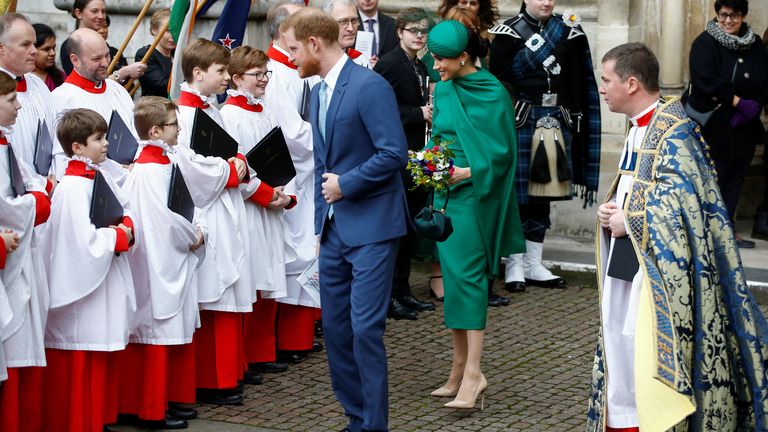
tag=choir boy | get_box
[41,108,135,432]
[175,38,253,405]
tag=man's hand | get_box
[47,175,58,195]
[116,223,134,244]
[421,105,433,124]
[118,62,147,79]
[597,202,617,228]
[321,173,343,203]
[370,55,379,68]
[229,157,247,181]
[268,186,292,210]
[608,210,627,238]
[190,226,205,251]
[1,229,19,253]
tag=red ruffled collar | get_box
[267,44,298,70]
[177,90,210,109]
[64,160,97,179]
[347,48,363,59]
[225,95,263,112]
[15,75,26,93]
[64,69,107,94]
[135,145,171,165]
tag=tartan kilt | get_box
[515,105,574,204]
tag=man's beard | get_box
[80,67,106,84]
[298,55,320,78]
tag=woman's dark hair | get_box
[714,0,748,15]
[437,0,499,32]
[32,23,65,88]
[465,28,488,62]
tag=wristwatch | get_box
[111,71,123,83]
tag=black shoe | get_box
[504,281,526,293]
[250,361,289,374]
[314,320,324,337]
[398,294,435,311]
[736,237,756,249]
[243,369,263,385]
[167,403,197,421]
[387,298,418,320]
[525,277,567,289]
[753,211,768,241]
[277,350,306,364]
[488,290,511,307]
[310,341,323,352]
[196,389,244,406]
[135,416,189,430]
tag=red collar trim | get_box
[64,69,107,94]
[0,134,7,145]
[177,90,210,109]
[633,108,655,127]
[267,44,298,70]
[347,48,362,59]
[15,75,26,93]
[64,160,97,179]
[225,95,263,112]
[135,145,171,165]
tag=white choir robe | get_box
[0,277,8,382]
[348,49,372,69]
[0,143,50,368]
[176,88,253,312]
[40,160,136,351]
[123,143,205,345]
[599,103,657,429]
[0,69,59,175]
[50,70,138,179]
[220,96,290,301]
[266,43,321,112]
[262,85,321,308]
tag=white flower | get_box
[416,152,424,161]
[561,10,581,28]
[433,173,443,181]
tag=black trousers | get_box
[391,187,429,299]
[714,154,753,222]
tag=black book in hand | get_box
[8,143,26,197]
[89,171,124,228]
[106,111,139,165]
[167,164,195,224]
[607,235,640,282]
[34,119,54,176]
[190,108,238,160]
[245,127,296,187]
[300,80,311,122]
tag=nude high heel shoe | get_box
[430,380,461,397]
[444,375,487,410]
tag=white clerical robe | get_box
[176,88,253,312]
[50,71,138,179]
[0,142,49,367]
[599,102,657,428]
[220,95,290,301]
[41,160,136,351]
[266,44,321,112]
[123,142,204,345]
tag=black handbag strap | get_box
[430,188,450,211]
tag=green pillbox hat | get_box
[427,20,468,59]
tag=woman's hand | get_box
[448,166,470,186]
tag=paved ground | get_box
[179,267,601,432]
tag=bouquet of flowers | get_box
[407,138,455,192]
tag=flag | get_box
[168,0,208,100]
[209,0,251,50]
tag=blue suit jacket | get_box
[310,58,409,247]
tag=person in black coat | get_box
[686,0,768,248]
[373,7,435,320]
[356,0,399,65]
[135,8,175,97]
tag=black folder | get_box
[34,119,53,176]
[8,143,26,197]
[106,111,139,165]
[607,235,640,282]
[167,164,195,224]
[89,171,124,228]
[245,127,296,187]
[300,81,311,122]
[190,108,238,160]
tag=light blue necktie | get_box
[318,80,328,141]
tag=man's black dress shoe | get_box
[196,389,244,406]
[397,294,435,311]
[310,341,323,352]
[315,320,324,337]
[250,361,289,374]
[167,403,197,420]
[387,298,418,320]
[277,350,306,364]
[505,281,526,293]
[525,277,567,289]
[736,237,756,249]
[243,369,263,385]
[488,289,511,307]
[136,416,189,430]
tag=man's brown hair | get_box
[56,108,108,157]
[0,72,16,97]
[134,96,178,140]
[228,46,269,90]
[280,7,339,45]
[602,42,660,93]
[181,38,231,82]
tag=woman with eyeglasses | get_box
[686,0,768,249]
[135,8,176,98]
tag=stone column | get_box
[659,0,686,91]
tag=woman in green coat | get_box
[427,20,525,409]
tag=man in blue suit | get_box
[281,8,408,432]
